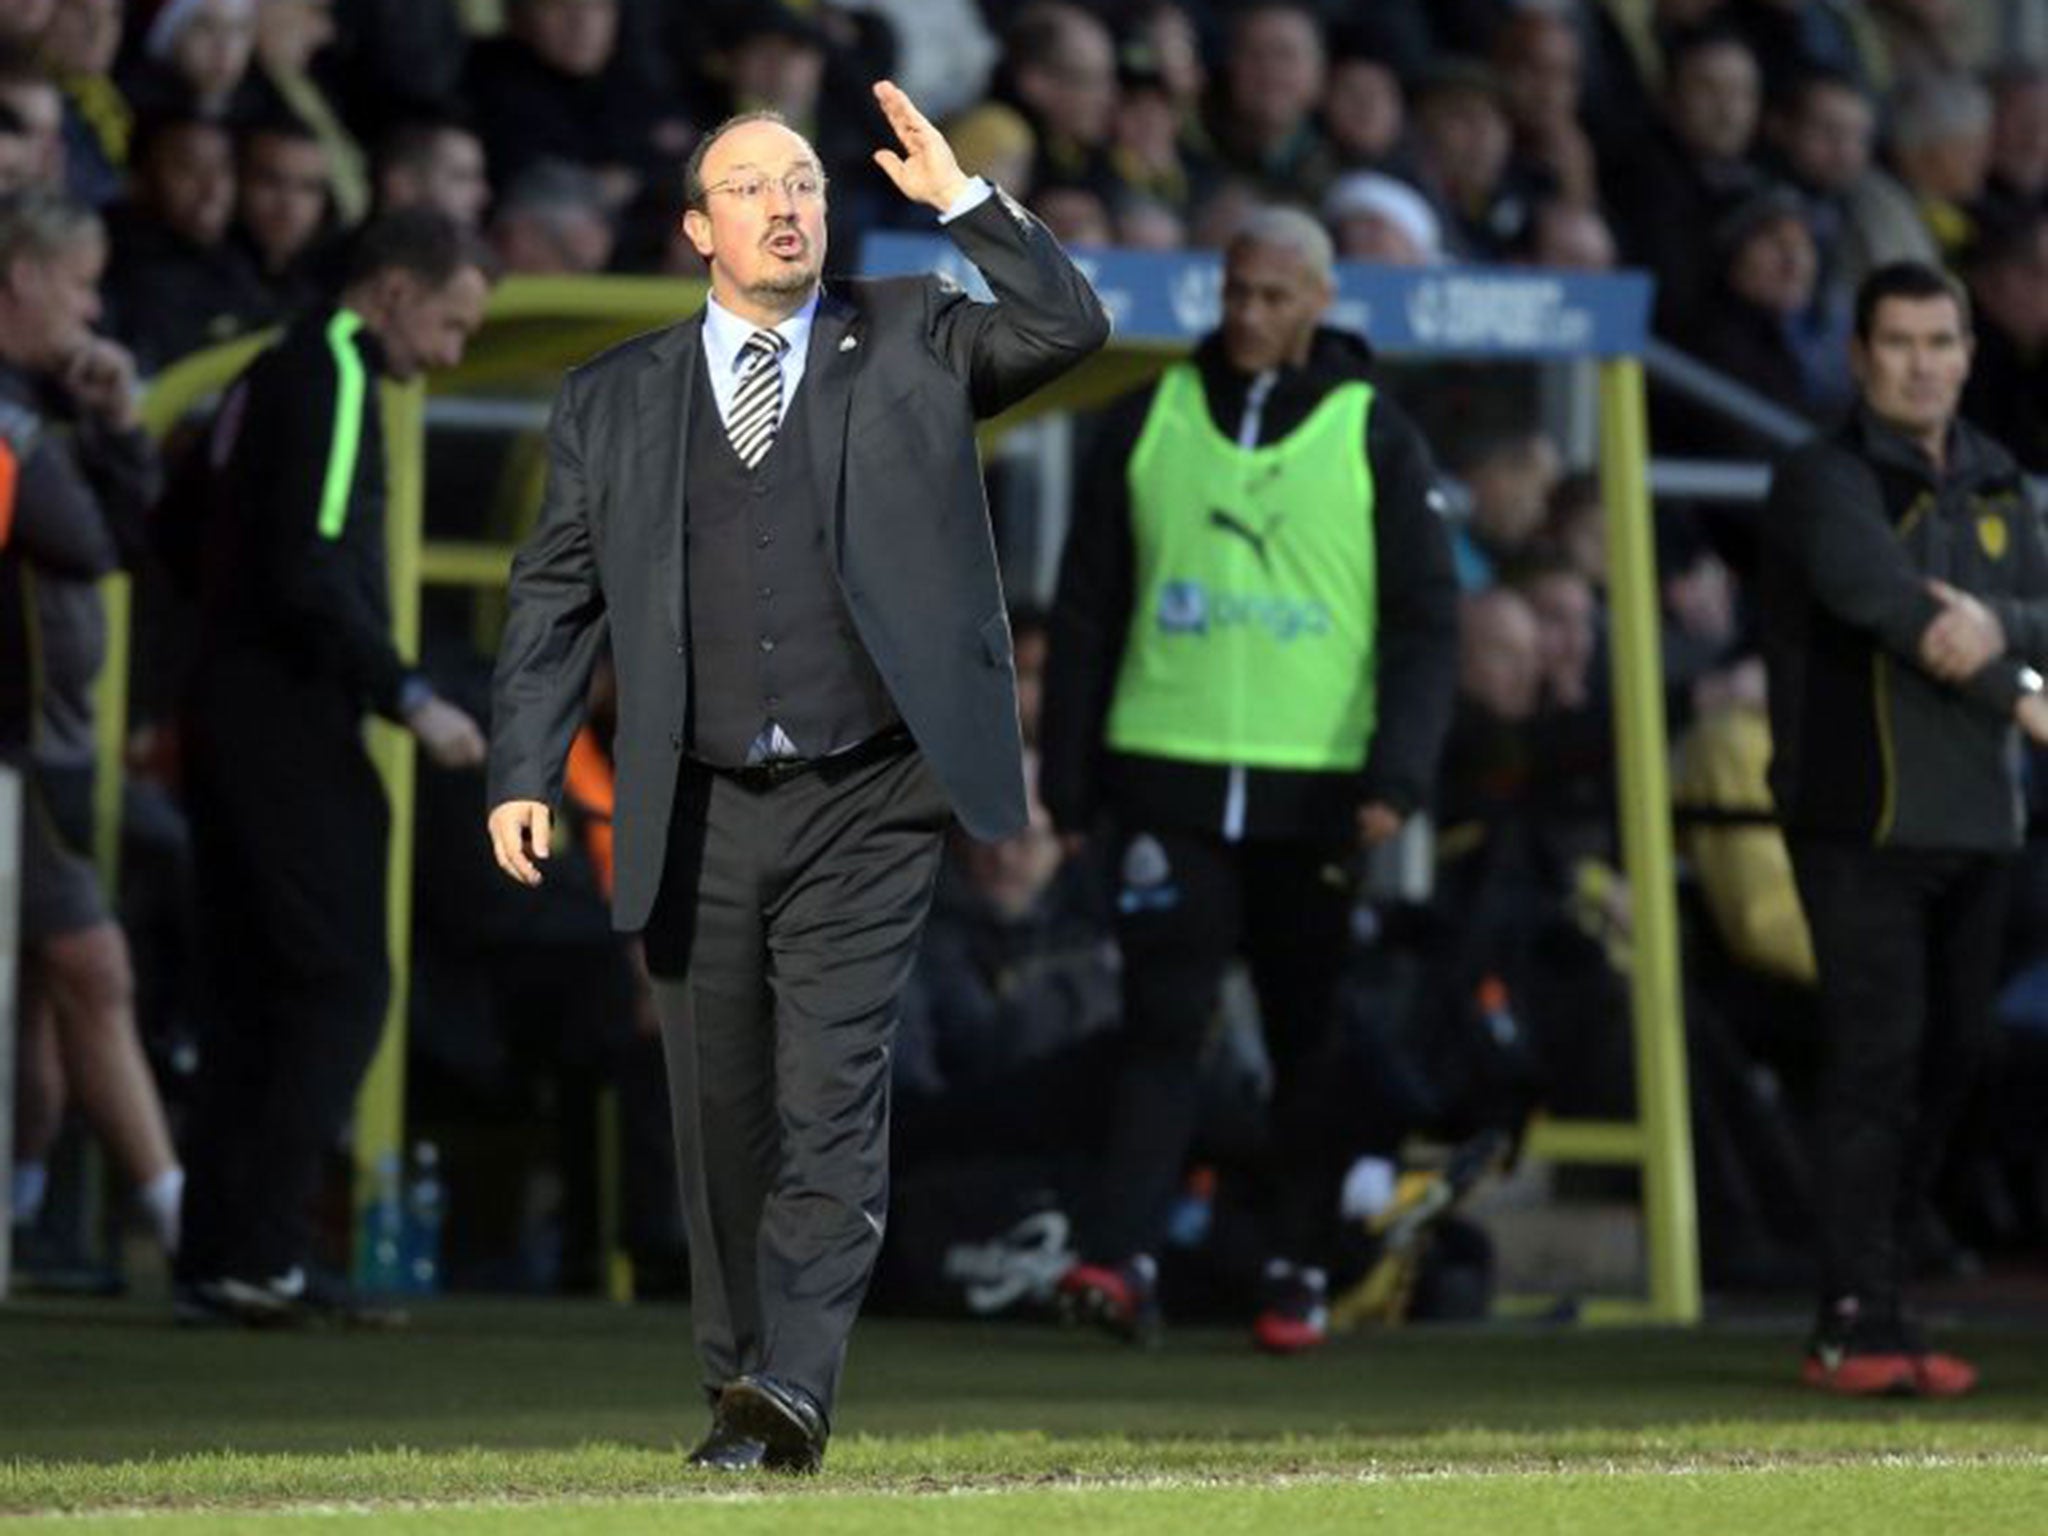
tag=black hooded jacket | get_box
[1041,325,1458,842]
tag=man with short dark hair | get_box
[487,86,1106,1472]
[1759,259,2048,1397]
[374,116,490,227]
[174,207,493,1329]
[236,115,332,312]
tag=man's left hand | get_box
[63,338,140,432]
[871,79,969,213]
[1357,801,1404,847]
[1920,578,2005,682]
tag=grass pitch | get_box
[4,1297,2045,1533]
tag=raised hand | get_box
[871,79,969,214]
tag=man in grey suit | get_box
[485,82,1108,1472]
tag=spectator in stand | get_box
[1322,169,1442,264]
[0,60,66,191]
[1113,188,1185,250]
[943,100,1035,198]
[235,115,332,315]
[0,102,38,192]
[252,0,368,226]
[1319,35,1409,177]
[1029,178,1113,247]
[996,2,1119,200]
[1669,186,1853,451]
[373,116,490,227]
[1410,60,1535,260]
[1761,71,1937,308]
[1605,24,1766,334]
[1721,0,1872,98]
[1493,8,1598,209]
[1960,209,2048,471]
[1207,2,1337,207]
[1106,50,1214,223]
[1447,429,1564,591]
[1509,549,1602,715]
[0,189,182,1268]
[1125,0,1208,132]
[1981,63,2048,225]
[489,157,615,275]
[124,0,266,125]
[0,0,52,50]
[1518,196,1619,268]
[103,115,269,373]
[35,0,127,209]
[463,0,691,218]
[1889,71,1996,264]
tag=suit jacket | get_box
[489,189,1110,931]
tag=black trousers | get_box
[176,660,391,1285]
[1083,825,1355,1266]
[645,735,949,1415]
[1789,839,2012,1317]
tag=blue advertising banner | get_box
[859,232,1653,359]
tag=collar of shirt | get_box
[702,290,819,427]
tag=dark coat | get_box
[488,188,1111,930]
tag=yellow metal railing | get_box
[119,276,1697,1323]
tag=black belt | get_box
[712,724,915,789]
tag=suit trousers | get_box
[645,734,950,1414]
[1789,839,2012,1317]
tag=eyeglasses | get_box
[703,170,828,204]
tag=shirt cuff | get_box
[937,177,993,224]
[396,674,435,718]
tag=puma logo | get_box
[1208,507,1286,571]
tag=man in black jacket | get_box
[1759,259,2048,1398]
[173,209,490,1327]
[486,87,1107,1472]
[1040,205,1458,1353]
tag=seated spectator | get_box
[1721,0,1872,99]
[1318,36,1408,176]
[1029,178,1113,247]
[0,0,53,51]
[252,0,369,225]
[103,115,270,372]
[1673,186,1853,441]
[1322,169,1442,265]
[1446,428,1563,590]
[1889,70,1995,263]
[1541,469,1607,589]
[1107,51,1215,221]
[1112,188,1185,250]
[1493,8,1598,209]
[1206,1,1338,207]
[1960,209,2048,470]
[235,115,333,315]
[489,157,615,275]
[1981,63,2048,225]
[995,1,1118,199]
[373,115,491,227]
[124,0,266,124]
[1516,196,1618,269]
[463,0,691,218]
[35,0,127,208]
[1760,71,1937,306]
[944,99,1035,198]
[1604,24,1767,334]
[0,58,65,190]
[1506,549,1601,715]
[1409,60,1535,260]
[0,100,40,192]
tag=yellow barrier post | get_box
[1596,357,1700,1324]
[352,378,428,1275]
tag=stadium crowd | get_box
[4,0,2047,1382]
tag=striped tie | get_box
[727,328,788,469]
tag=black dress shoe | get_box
[686,1417,766,1472]
[717,1374,829,1474]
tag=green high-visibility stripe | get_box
[318,309,367,540]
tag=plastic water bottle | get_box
[358,1151,406,1292]
[1166,1165,1216,1248]
[1475,976,1521,1048]
[403,1142,445,1296]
